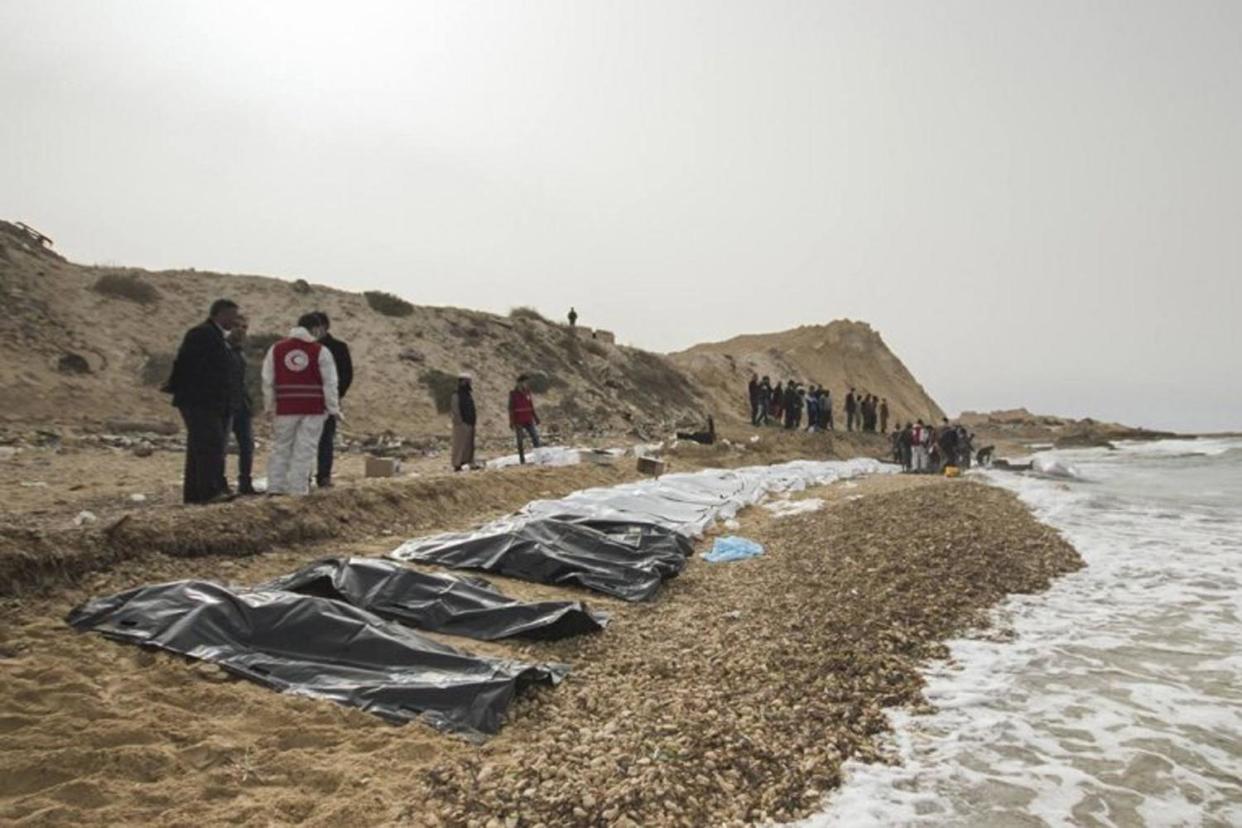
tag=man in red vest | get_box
[260,313,341,495]
[508,374,542,464]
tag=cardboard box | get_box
[365,456,401,478]
[636,456,665,477]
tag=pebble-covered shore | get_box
[408,478,1083,827]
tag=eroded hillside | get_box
[1,221,944,441]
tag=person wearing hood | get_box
[450,373,478,471]
[261,313,341,495]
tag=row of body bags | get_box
[70,458,886,736]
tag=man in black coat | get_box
[164,299,240,504]
[314,311,353,488]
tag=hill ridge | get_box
[0,221,942,439]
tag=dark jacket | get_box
[320,334,353,399]
[165,320,234,413]
[453,387,477,426]
[227,343,252,414]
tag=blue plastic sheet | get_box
[704,536,764,563]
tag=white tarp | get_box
[517,458,889,536]
[394,458,891,558]
[762,497,826,518]
[486,446,628,469]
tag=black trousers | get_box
[230,408,254,487]
[317,414,337,485]
[179,405,229,504]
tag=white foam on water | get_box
[805,438,1242,827]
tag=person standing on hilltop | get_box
[225,315,257,496]
[450,373,478,471]
[845,388,857,431]
[261,313,341,495]
[567,307,578,329]
[164,298,241,504]
[313,311,353,489]
[879,398,890,433]
[508,374,542,463]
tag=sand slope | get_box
[670,321,945,427]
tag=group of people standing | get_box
[448,373,543,471]
[165,299,352,504]
[746,376,890,435]
[844,389,888,433]
[891,419,976,473]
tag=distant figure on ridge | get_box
[450,373,478,471]
[313,311,353,489]
[164,298,241,505]
[567,307,578,328]
[261,313,341,495]
[508,374,542,463]
[225,315,257,496]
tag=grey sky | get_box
[2,1,1238,432]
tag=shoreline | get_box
[0,465,1082,826]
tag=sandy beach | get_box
[0,437,1081,826]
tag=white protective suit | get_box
[261,327,341,495]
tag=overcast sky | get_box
[2,1,1238,431]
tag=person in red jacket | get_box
[261,313,341,495]
[508,374,542,464]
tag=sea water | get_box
[807,437,1242,827]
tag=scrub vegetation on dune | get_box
[90,271,160,305]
